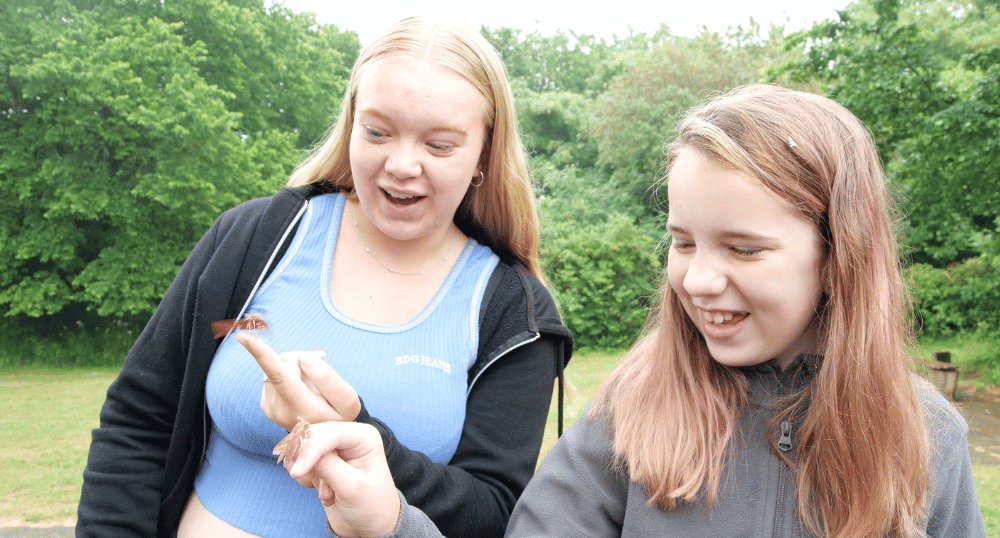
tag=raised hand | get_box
[275,419,401,538]
[236,332,362,431]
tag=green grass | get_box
[2,352,997,533]
[539,349,620,458]
[975,465,1000,536]
[915,332,1000,388]
[1,367,119,524]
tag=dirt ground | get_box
[954,382,1000,465]
[0,530,71,538]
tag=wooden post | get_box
[923,351,958,400]
[932,351,951,364]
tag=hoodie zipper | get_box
[773,420,793,538]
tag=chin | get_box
[705,347,766,369]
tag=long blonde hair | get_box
[593,84,928,537]
[286,16,543,278]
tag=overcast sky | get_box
[277,0,852,45]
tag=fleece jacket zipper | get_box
[773,420,793,538]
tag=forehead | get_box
[666,148,814,236]
[354,55,488,129]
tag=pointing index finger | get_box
[235,331,285,384]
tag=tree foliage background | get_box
[774,0,1000,338]
[2,0,998,352]
[1,0,357,329]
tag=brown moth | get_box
[211,312,273,339]
[273,418,311,465]
[273,419,337,506]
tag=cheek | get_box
[798,250,826,305]
[348,132,377,177]
[348,137,363,175]
[666,256,688,299]
[430,160,478,202]
[774,256,826,322]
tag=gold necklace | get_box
[352,204,451,276]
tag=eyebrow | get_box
[357,108,470,138]
[667,224,780,243]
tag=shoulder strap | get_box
[227,202,308,334]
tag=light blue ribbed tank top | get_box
[195,193,499,537]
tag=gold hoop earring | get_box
[471,171,484,187]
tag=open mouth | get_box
[382,188,424,206]
[702,311,749,326]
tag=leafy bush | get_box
[0,315,141,367]
[542,214,661,350]
[908,254,1000,338]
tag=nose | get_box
[384,142,422,179]
[682,252,728,297]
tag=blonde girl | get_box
[79,17,572,538]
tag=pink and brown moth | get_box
[273,418,310,466]
[211,312,272,339]
[272,419,337,507]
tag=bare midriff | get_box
[176,491,262,538]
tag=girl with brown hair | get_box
[504,84,985,538]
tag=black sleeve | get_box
[76,190,298,538]
[357,337,558,538]
[76,218,226,538]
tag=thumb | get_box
[298,353,361,420]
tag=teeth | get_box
[703,311,737,324]
[385,189,416,200]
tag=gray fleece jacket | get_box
[503,356,986,538]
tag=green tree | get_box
[895,47,1000,265]
[75,0,360,148]
[776,0,953,164]
[482,25,686,171]
[590,30,775,215]
[481,27,628,170]
[513,81,598,169]
[542,212,661,350]
[481,27,625,95]
[775,0,999,266]
[775,0,1000,338]
[0,0,356,322]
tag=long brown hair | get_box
[286,16,543,279]
[593,84,928,537]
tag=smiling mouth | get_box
[382,188,424,206]
[702,311,749,325]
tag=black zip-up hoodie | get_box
[77,185,573,538]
